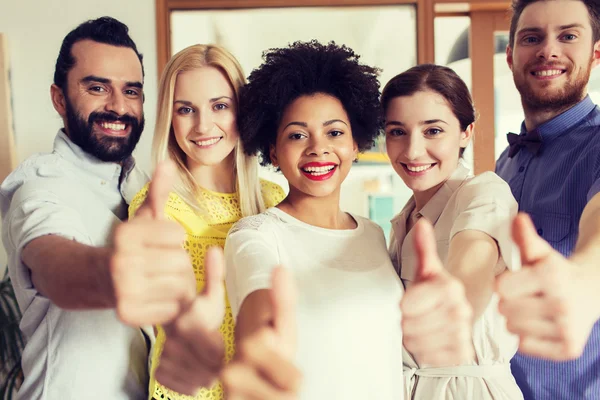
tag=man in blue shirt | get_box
[495,0,600,398]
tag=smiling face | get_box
[507,0,600,112]
[270,93,358,199]
[171,66,239,171]
[53,40,145,162]
[385,90,472,202]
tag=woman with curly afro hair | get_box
[221,41,405,399]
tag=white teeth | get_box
[193,137,221,146]
[302,165,335,174]
[406,164,432,172]
[534,69,563,77]
[100,122,126,131]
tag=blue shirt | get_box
[496,95,600,400]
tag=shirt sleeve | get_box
[3,180,92,295]
[261,180,286,208]
[588,177,600,202]
[449,173,520,273]
[127,184,149,219]
[224,221,281,318]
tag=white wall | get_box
[0,0,158,272]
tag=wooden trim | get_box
[0,34,17,183]
[155,0,170,79]
[156,0,422,76]
[168,0,416,9]
[470,11,496,173]
[417,0,435,64]
[435,11,469,17]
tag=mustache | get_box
[88,111,140,126]
[528,61,568,69]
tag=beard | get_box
[64,96,145,163]
[513,58,592,113]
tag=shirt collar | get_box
[53,129,136,184]
[391,160,472,227]
[520,95,597,142]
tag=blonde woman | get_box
[129,44,285,400]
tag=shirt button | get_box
[101,180,107,185]
[518,166,525,172]
[537,228,543,236]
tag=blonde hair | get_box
[152,44,265,217]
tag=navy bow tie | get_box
[507,130,542,158]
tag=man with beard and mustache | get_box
[0,17,227,400]
[494,0,600,399]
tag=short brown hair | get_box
[381,64,475,157]
[509,0,600,48]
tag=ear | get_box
[50,84,67,118]
[460,123,474,149]
[506,45,514,71]
[592,39,600,68]
[269,144,279,167]
[353,140,358,159]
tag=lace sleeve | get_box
[229,213,270,236]
[260,180,286,208]
[127,183,150,220]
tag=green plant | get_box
[0,270,24,399]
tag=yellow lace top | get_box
[128,179,285,400]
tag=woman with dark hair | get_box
[223,40,405,399]
[383,64,523,399]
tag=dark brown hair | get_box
[381,64,475,156]
[509,0,600,48]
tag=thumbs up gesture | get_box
[154,246,227,395]
[497,213,596,360]
[110,161,196,326]
[401,219,474,366]
[222,266,302,399]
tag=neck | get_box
[413,186,437,211]
[187,155,236,193]
[277,186,353,230]
[522,95,585,132]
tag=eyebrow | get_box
[385,119,448,127]
[517,23,585,37]
[81,75,143,89]
[173,96,233,106]
[210,96,233,102]
[282,119,349,130]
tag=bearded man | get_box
[0,17,226,400]
[495,0,600,399]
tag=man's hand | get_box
[222,267,302,400]
[497,213,598,360]
[154,246,227,395]
[110,161,196,326]
[401,219,474,366]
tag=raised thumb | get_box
[512,212,553,266]
[270,266,297,357]
[136,160,177,219]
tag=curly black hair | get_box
[238,40,383,166]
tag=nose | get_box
[536,37,560,61]
[194,111,214,134]
[305,135,330,156]
[105,91,127,115]
[404,134,425,161]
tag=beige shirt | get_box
[389,161,523,400]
